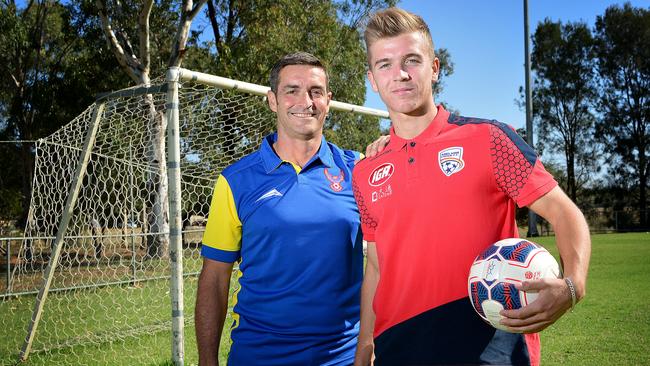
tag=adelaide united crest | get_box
[438,146,465,177]
[324,168,345,192]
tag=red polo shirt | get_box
[352,105,556,365]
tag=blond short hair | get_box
[364,7,435,64]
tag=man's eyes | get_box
[283,89,324,97]
[377,58,419,69]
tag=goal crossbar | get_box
[176,68,390,119]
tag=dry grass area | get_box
[1,226,205,294]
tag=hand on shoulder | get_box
[364,135,390,159]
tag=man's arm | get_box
[195,258,234,366]
[354,241,379,366]
[500,186,591,332]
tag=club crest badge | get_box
[324,168,345,192]
[438,147,465,177]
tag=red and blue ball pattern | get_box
[468,238,560,332]
[498,240,539,263]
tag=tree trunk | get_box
[19,141,34,229]
[639,152,648,229]
[19,139,34,262]
[566,149,577,202]
[144,92,169,259]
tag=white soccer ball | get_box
[467,238,560,332]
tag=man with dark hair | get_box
[353,7,591,366]
[268,52,329,95]
[195,52,363,365]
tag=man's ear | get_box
[367,69,379,92]
[267,90,278,113]
[431,57,440,83]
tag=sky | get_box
[363,0,650,129]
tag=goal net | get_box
[0,68,387,365]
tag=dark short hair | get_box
[269,52,329,94]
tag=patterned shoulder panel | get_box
[447,114,536,166]
[448,114,539,199]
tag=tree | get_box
[529,19,599,203]
[198,0,381,152]
[0,1,121,227]
[594,4,650,227]
[0,0,134,227]
[0,1,69,225]
[196,0,453,152]
[94,0,207,257]
[0,140,23,220]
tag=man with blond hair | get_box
[352,7,591,366]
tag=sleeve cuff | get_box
[516,179,558,208]
[201,244,240,263]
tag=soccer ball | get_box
[467,238,560,332]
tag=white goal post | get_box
[1,68,387,365]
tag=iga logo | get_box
[368,163,394,187]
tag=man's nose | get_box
[394,67,410,81]
[298,91,314,107]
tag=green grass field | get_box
[535,233,650,365]
[1,232,648,365]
